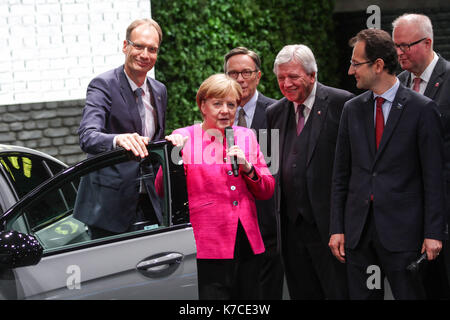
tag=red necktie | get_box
[375,97,385,150]
[296,104,305,136]
[412,77,422,92]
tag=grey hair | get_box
[273,44,318,78]
[392,13,434,43]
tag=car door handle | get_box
[136,252,184,278]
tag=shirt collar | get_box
[124,68,148,94]
[294,81,317,113]
[241,90,258,112]
[373,78,400,103]
[235,91,258,125]
[412,51,438,84]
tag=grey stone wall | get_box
[0,100,86,165]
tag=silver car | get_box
[0,142,198,299]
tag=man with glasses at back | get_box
[75,19,167,239]
[393,13,450,299]
[223,47,283,299]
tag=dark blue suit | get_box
[331,83,446,299]
[74,65,167,233]
[267,82,354,299]
[246,92,284,299]
[399,55,450,299]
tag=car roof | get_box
[0,144,67,168]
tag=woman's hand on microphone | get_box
[227,146,252,173]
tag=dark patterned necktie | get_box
[296,104,305,136]
[134,88,146,135]
[237,108,247,127]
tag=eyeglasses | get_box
[227,70,258,79]
[349,60,373,68]
[127,40,159,54]
[394,37,427,53]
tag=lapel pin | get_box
[317,111,321,115]
[435,82,440,87]
[395,103,403,109]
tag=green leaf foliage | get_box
[152,0,338,133]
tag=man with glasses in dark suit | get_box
[330,28,446,299]
[393,13,450,300]
[75,18,167,239]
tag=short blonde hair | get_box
[196,74,242,110]
[126,18,163,46]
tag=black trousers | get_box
[196,221,262,300]
[281,214,349,300]
[345,205,426,300]
[421,240,450,299]
[259,235,285,300]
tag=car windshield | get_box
[0,153,65,199]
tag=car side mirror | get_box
[0,230,43,269]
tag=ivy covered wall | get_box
[152,0,339,133]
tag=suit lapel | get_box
[373,85,407,164]
[118,67,142,134]
[250,99,266,131]
[424,57,446,99]
[276,98,292,162]
[362,93,376,159]
[306,83,328,167]
[147,77,164,138]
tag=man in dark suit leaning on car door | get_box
[266,44,354,299]
[74,18,167,239]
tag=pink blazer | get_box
[158,124,275,259]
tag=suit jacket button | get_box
[231,186,236,191]
[227,170,233,175]
[373,172,377,177]
[233,201,238,206]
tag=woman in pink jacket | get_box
[164,74,275,299]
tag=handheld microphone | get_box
[406,252,427,272]
[225,126,239,177]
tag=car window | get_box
[0,153,65,199]
[5,147,174,253]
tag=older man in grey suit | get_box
[267,44,354,299]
